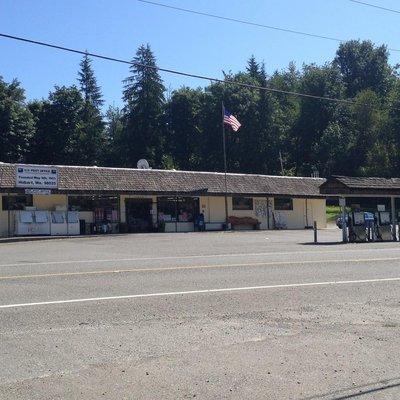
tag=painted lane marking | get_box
[2,247,400,268]
[0,276,399,309]
[1,256,400,281]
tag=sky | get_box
[2,0,400,110]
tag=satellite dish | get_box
[137,159,150,169]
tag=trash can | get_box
[79,219,86,235]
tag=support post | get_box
[340,197,348,243]
[66,194,69,236]
[175,195,178,233]
[313,220,318,244]
[7,192,11,238]
[391,196,397,241]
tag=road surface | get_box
[0,230,400,399]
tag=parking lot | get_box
[1,229,400,399]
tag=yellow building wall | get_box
[201,196,327,230]
[272,198,306,229]
[309,198,327,229]
[200,196,271,229]
[205,196,226,223]
[0,193,327,236]
[272,198,327,230]
[33,194,67,210]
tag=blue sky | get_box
[2,0,400,109]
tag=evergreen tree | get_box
[103,105,124,166]
[334,40,394,97]
[78,53,104,108]
[166,87,203,170]
[0,77,35,163]
[30,86,85,165]
[293,64,346,175]
[76,53,105,165]
[246,55,260,80]
[122,44,166,168]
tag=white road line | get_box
[2,247,400,268]
[1,276,399,309]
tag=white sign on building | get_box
[16,166,58,189]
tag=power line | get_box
[0,32,358,106]
[349,0,400,14]
[138,0,343,43]
[137,0,400,52]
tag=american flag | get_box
[223,108,241,132]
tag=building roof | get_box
[0,162,325,197]
[320,175,400,196]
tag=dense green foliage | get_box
[1,40,399,177]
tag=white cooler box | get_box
[15,211,35,235]
[50,211,68,236]
[34,211,50,235]
[67,211,80,235]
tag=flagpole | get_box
[222,101,229,230]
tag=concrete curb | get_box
[0,235,82,244]
[0,234,130,244]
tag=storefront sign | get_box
[16,166,58,189]
[25,189,52,195]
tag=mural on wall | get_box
[273,212,287,229]
[254,199,269,218]
[254,199,274,228]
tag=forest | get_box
[1,39,400,178]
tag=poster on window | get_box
[16,166,58,189]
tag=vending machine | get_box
[348,211,367,243]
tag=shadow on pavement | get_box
[301,242,344,246]
[300,377,400,400]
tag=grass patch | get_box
[326,205,341,222]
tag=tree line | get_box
[2,40,400,178]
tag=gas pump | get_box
[348,211,367,243]
[375,210,392,241]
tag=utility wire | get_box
[349,0,400,14]
[137,0,400,52]
[0,32,358,106]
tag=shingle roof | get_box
[0,162,325,197]
[331,176,400,190]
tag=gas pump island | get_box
[347,206,396,243]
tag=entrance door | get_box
[125,199,153,232]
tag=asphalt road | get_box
[1,229,400,399]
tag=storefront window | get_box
[157,197,199,222]
[274,197,293,211]
[68,195,119,223]
[232,197,253,210]
[2,195,33,211]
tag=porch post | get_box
[391,196,396,241]
[340,197,348,243]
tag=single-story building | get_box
[0,162,327,237]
